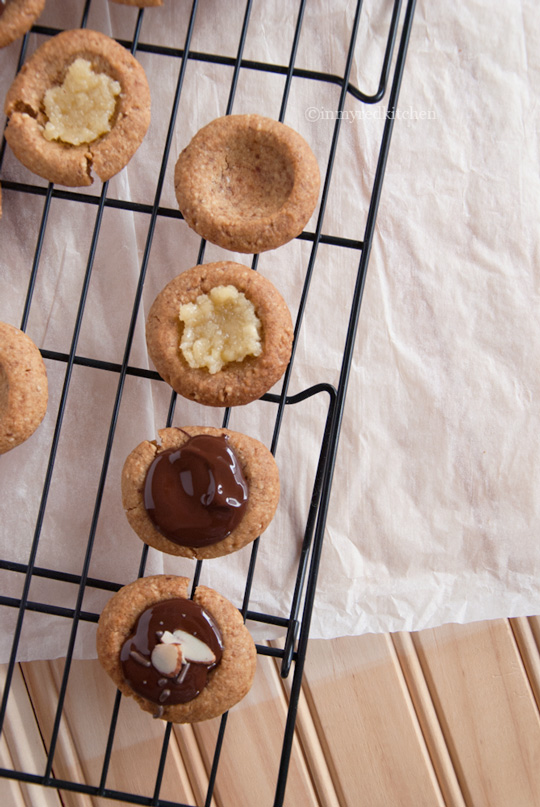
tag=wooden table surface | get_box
[2,615,540,806]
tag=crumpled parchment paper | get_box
[0,0,539,662]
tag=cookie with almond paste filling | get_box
[96,574,257,723]
[122,425,280,560]
[146,261,293,407]
[174,114,320,253]
[0,321,48,453]
[0,0,45,50]
[4,28,151,186]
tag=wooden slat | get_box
[299,633,445,807]
[191,650,320,807]
[392,632,467,807]
[4,618,540,807]
[20,661,93,807]
[0,730,27,807]
[510,617,540,712]
[411,619,540,807]
[170,723,215,807]
[44,659,197,807]
[1,663,63,807]
[269,638,340,807]
[527,615,540,661]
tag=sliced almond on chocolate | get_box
[159,630,178,645]
[151,642,183,677]
[171,629,216,664]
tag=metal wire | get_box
[0,1,417,805]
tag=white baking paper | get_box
[0,0,539,662]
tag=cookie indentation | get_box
[212,130,294,218]
[42,58,121,146]
[143,433,249,548]
[122,426,280,560]
[179,285,262,374]
[120,598,223,706]
[96,575,257,723]
[175,114,320,254]
[146,261,293,408]
[4,29,150,186]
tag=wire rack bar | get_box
[0,767,197,807]
[0,0,417,804]
[40,0,198,782]
[0,180,365,249]
[273,2,417,803]
[28,29,399,105]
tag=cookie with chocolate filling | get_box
[96,574,257,722]
[122,425,280,560]
[0,321,48,454]
[146,261,293,407]
[174,114,320,253]
[4,28,151,186]
[0,0,45,50]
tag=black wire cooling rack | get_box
[0,1,416,804]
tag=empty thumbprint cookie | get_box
[97,575,257,722]
[0,321,48,454]
[122,425,280,560]
[4,28,151,186]
[0,0,45,50]
[146,261,293,407]
[174,114,320,253]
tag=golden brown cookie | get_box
[4,28,151,187]
[0,321,48,454]
[122,425,280,560]
[96,575,257,723]
[0,0,45,50]
[146,261,293,407]
[174,114,320,253]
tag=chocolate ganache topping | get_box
[144,433,249,547]
[0,0,8,19]
[120,598,223,707]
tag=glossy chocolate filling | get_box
[120,598,223,707]
[144,433,249,547]
[0,0,8,18]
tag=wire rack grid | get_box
[0,0,416,805]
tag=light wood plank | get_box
[0,717,29,807]
[412,619,540,807]
[527,615,540,654]
[300,634,445,807]
[392,632,467,807]
[46,659,197,807]
[0,664,62,807]
[510,617,540,712]
[270,639,341,807]
[192,651,320,807]
[171,723,216,807]
[20,661,93,807]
